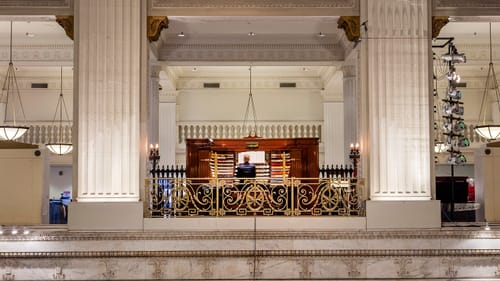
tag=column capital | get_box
[432,16,449,39]
[148,16,169,42]
[337,16,360,42]
[56,15,74,40]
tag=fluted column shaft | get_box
[159,92,177,166]
[322,92,344,165]
[75,0,142,202]
[343,65,358,165]
[364,0,432,200]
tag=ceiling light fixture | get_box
[25,32,35,38]
[317,32,326,37]
[177,32,185,37]
[474,22,500,141]
[248,32,256,36]
[242,66,258,137]
[46,67,73,155]
[0,21,29,141]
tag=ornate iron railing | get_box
[145,177,363,217]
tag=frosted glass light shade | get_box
[0,125,29,141]
[434,142,447,153]
[474,125,500,141]
[46,143,73,155]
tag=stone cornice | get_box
[2,230,500,241]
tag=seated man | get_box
[236,154,256,180]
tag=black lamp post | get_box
[349,143,360,177]
[149,144,160,170]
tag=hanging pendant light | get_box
[0,21,29,141]
[474,22,500,141]
[242,66,258,137]
[46,67,73,155]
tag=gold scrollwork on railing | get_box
[145,177,363,218]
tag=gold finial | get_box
[337,16,360,42]
[56,16,74,41]
[148,16,169,42]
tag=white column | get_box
[322,91,344,165]
[159,91,178,166]
[75,0,142,202]
[361,0,440,229]
[149,65,160,146]
[342,63,358,165]
[365,0,432,201]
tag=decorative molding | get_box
[148,16,169,42]
[0,45,73,62]
[152,0,356,8]
[432,16,449,39]
[343,258,361,278]
[3,230,500,241]
[395,257,412,278]
[160,43,344,62]
[56,16,74,41]
[0,0,70,8]
[442,258,459,279]
[337,16,360,42]
[298,259,312,278]
[100,259,117,280]
[3,249,500,258]
[436,0,500,8]
[148,258,166,279]
[199,259,214,279]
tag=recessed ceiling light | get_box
[248,32,256,36]
[25,32,35,38]
[317,32,326,37]
[192,67,198,72]
[177,32,185,37]
[302,67,310,72]
[11,229,18,235]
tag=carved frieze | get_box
[337,16,360,42]
[152,0,356,8]
[148,16,169,42]
[0,45,73,63]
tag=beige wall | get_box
[0,148,45,225]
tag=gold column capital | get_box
[148,16,169,42]
[56,15,74,41]
[432,16,449,39]
[337,16,360,42]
